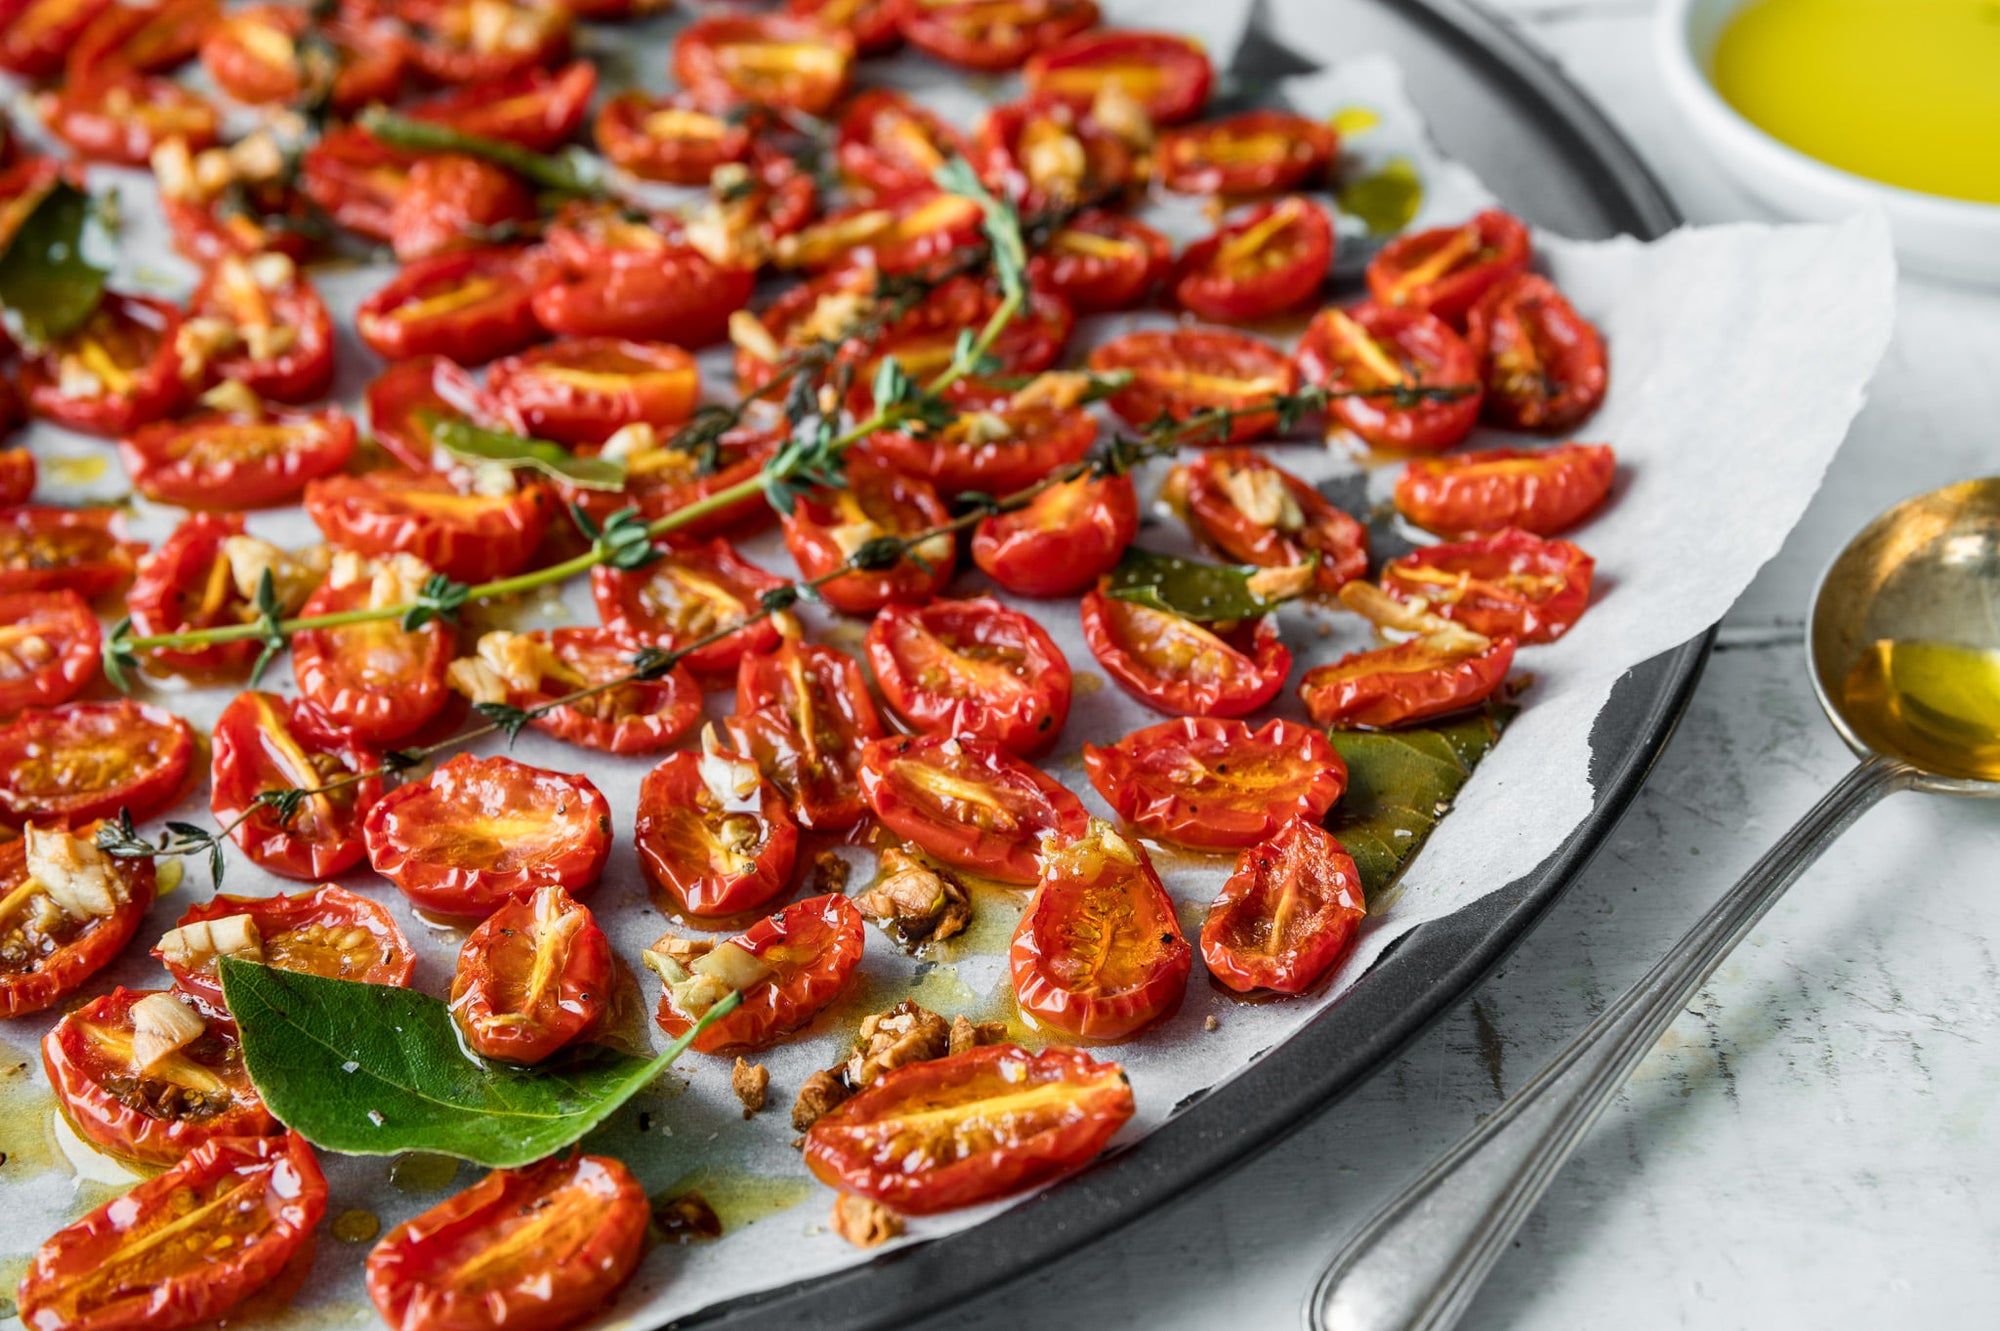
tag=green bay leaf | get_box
[0,180,115,349]
[357,107,610,197]
[1104,547,1297,622]
[428,415,627,492]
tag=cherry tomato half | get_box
[654,893,866,1054]
[291,566,454,745]
[835,88,972,203]
[1365,208,1532,327]
[485,627,705,755]
[0,0,114,77]
[777,190,984,277]
[1024,28,1213,124]
[1294,304,1481,452]
[408,62,596,153]
[848,278,1074,407]
[187,254,338,405]
[201,4,407,112]
[634,746,798,918]
[1464,272,1609,432]
[1027,210,1172,313]
[594,92,755,186]
[46,73,219,167]
[530,245,753,349]
[22,294,186,437]
[1012,823,1190,1040]
[673,13,854,117]
[1381,528,1595,645]
[0,590,99,717]
[210,691,385,880]
[160,885,415,1015]
[975,93,1135,211]
[1167,448,1368,593]
[1079,586,1291,718]
[804,1043,1134,1213]
[1299,633,1516,730]
[863,378,1096,497]
[780,462,955,616]
[732,637,884,831]
[121,405,357,511]
[389,154,538,265]
[591,537,787,678]
[564,422,778,538]
[0,505,144,599]
[19,1133,326,1331]
[485,338,699,446]
[1175,196,1334,323]
[356,247,543,366]
[450,885,610,1064]
[789,0,901,54]
[404,0,573,85]
[304,471,554,584]
[70,0,217,78]
[866,597,1072,758]
[0,699,193,827]
[1394,443,1617,539]
[1201,816,1365,995]
[123,514,262,678]
[971,472,1137,598]
[365,355,493,475]
[895,0,1099,71]
[1157,109,1336,195]
[0,831,155,1019]
[859,733,1087,884]
[300,123,409,245]
[1089,327,1299,446]
[1084,716,1346,851]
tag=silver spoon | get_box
[1307,477,2000,1331]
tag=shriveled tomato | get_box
[1084,716,1345,851]
[731,637,884,831]
[1157,109,1336,195]
[21,294,185,436]
[866,597,1072,757]
[781,462,955,615]
[1394,443,1617,538]
[567,422,778,536]
[404,0,572,84]
[1025,28,1210,124]
[531,244,753,348]
[470,626,704,755]
[850,278,1074,408]
[777,190,984,276]
[186,253,338,405]
[896,0,1098,71]
[1028,210,1172,313]
[126,513,270,679]
[635,744,798,918]
[0,0,112,76]
[835,88,971,202]
[408,61,596,152]
[0,591,98,717]
[594,92,754,186]
[161,885,415,1014]
[70,0,216,77]
[19,1133,326,1331]
[1079,587,1291,718]
[43,987,278,1163]
[859,733,1086,884]
[0,505,142,599]
[1089,327,1299,445]
[291,562,454,744]
[300,123,410,244]
[971,472,1136,598]
[592,537,787,678]
[789,0,900,53]
[0,699,192,826]
[366,754,611,918]
[450,885,609,1064]
[46,73,219,166]
[1300,633,1516,729]
[1381,528,1594,644]
[976,93,1136,210]
[732,265,877,395]
[1295,304,1481,452]
[366,1154,645,1331]
[304,471,554,584]
[356,247,543,365]
[389,154,538,264]
[1175,196,1334,322]
[200,4,407,111]
[486,338,699,445]
[1012,822,1190,1040]
[654,892,865,1053]
[1202,816,1365,995]
[0,830,154,1019]
[1464,272,1609,432]
[209,691,384,879]
[673,13,853,116]
[865,378,1096,497]
[1366,208,1532,327]
[1167,448,1368,592]
[0,447,34,505]
[364,355,493,475]
[122,404,356,511]
[805,1043,1133,1213]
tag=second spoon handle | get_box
[1306,753,1919,1331]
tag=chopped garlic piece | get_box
[156,914,265,970]
[1220,465,1305,532]
[151,138,197,200]
[222,535,325,610]
[728,310,782,365]
[175,316,239,380]
[55,358,104,400]
[959,411,1013,447]
[25,824,127,920]
[1020,118,1087,199]
[1245,562,1315,602]
[198,379,264,417]
[1338,580,1491,652]
[245,251,296,291]
[1091,83,1155,148]
[599,422,660,461]
[366,553,436,608]
[129,994,208,1074]
[692,940,772,990]
[467,461,518,496]
[446,655,510,705]
[794,289,873,346]
[698,725,763,811]
[1008,371,1093,412]
[474,630,559,692]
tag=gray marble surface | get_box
[910,2,2000,1327]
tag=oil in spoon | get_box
[1840,639,2000,780]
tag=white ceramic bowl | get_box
[1656,0,2000,286]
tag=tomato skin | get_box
[0,506,144,599]
[122,513,260,678]
[1366,209,1533,327]
[486,338,699,446]
[450,886,610,1064]
[188,261,338,405]
[71,0,215,76]
[864,379,1096,497]
[530,247,754,348]
[591,538,787,678]
[834,88,972,202]
[209,692,384,880]
[404,0,573,85]
[780,462,955,615]
[594,92,755,186]
[1201,816,1365,995]
[564,422,778,538]
[1464,273,1609,432]
[866,597,1072,758]
[364,356,492,475]
[291,575,454,745]
[1024,28,1213,124]
[655,893,866,1054]
[1027,210,1172,313]
[848,280,1074,411]
[46,74,220,166]
[634,749,798,918]
[975,93,1136,211]
[1394,443,1617,538]
[390,154,539,264]
[779,190,985,277]
[356,247,543,365]
[43,988,279,1164]
[1169,448,1368,593]
[19,1132,326,1331]
[1084,716,1346,852]
[0,0,113,78]
[22,294,186,437]
[0,699,193,827]
[1381,528,1595,645]
[1295,304,1482,452]
[1299,634,1517,730]
[1089,327,1299,446]
[365,1154,645,1331]
[858,733,1087,884]
[971,472,1137,598]
[1157,109,1336,195]
[200,4,406,111]
[0,836,155,1019]
[409,62,596,152]
[120,405,357,511]
[365,753,612,919]
[673,13,854,117]
[0,447,34,505]
[504,627,705,755]
[805,1043,1134,1213]
[789,0,901,53]
[1175,196,1335,322]
[301,123,409,244]
[733,637,885,832]
[1079,588,1292,719]
[1012,826,1191,1041]
[304,471,554,584]
[0,590,99,717]
[895,0,1099,71]
[161,885,415,1015]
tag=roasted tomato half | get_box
[0,505,143,599]
[566,421,778,537]
[895,0,1099,71]
[866,597,1072,757]
[1381,528,1595,645]
[971,472,1137,599]
[460,627,704,755]
[1202,816,1366,995]
[300,122,409,244]
[595,92,755,186]
[0,699,193,827]
[408,61,597,152]
[731,637,885,831]
[635,743,798,919]
[0,828,155,1019]
[1175,196,1335,323]
[22,294,185,437]
[805,1043,1134,1213]
[1395,443,1617,539]
[69,0,216,76]
[1012,822,1190,1040]
[1157,109,1336,195]
[835,88,973,202]
[1079,586,1291,718]
[1295,304,1482,453]
[159,885,416,1015]
[591,537,787,678]
[0,447,34,506]
[1089,328,1299,446]
[200,4,407,112]
[653,892,866,1054]
[186,253,339,405]
[1024,28,1213,124]
[18,1133,326,1331]
[1166,448,1368,593]
[355,247,543,365]
[864,377,1096,497]
[1084,716,1346,852]
[0,590,99,717]
[485,338,699,446]
[210,691,384,880]
[789,0,899,52]
[304,471,554,584]
[365,753,612,919]
[850,278,1074,406]
[1366,208,1533,327]
[46,73,219,166]
[404,0,573,85]
[364,355,493,474]
[389,154,538,265]
[450,885,610,1064]
[1028,210,1172,313]
[1464,272,1609,432]
[531,243,754,348]
[121,404,357,511]
[291,560,454,745]
[673,13,853,116]
[1300,633,1516,730]
[859,733,1087,885]
[43,987,278,1163]
[780,462,955,616]
[975,93,1135,211]
[776,190,984,277]
[365,1154,645,1331]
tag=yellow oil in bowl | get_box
[1711,0,2000,205]
[1840,639,2000,781]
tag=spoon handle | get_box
[1305,753,1918,1331]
